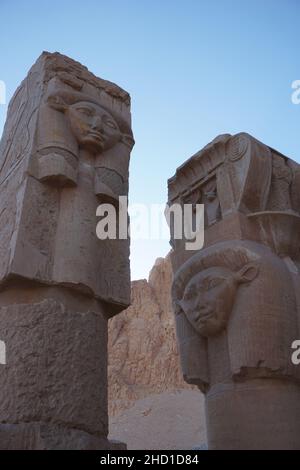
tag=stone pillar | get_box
[168,133,300,449]
[0,52,134,449]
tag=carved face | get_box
[67,101,121,153]
[179,264,258,337]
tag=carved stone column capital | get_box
[168,134,300,449]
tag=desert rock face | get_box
[108,254,191,417]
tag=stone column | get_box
[0,52,134,449]
[168,133,300,449]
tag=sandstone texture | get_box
[0,52,134,449]
[109,390,206,450]
[108,256,207,450]
[108,255,191,417]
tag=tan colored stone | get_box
[0,51,134,308]
[109,390,206,450]
[108,255,192,417]
[0,298,107,436]
[0,52,134,449]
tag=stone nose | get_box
[198,300,212,315]
[91,115,103,131]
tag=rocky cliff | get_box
[108,254,191,417]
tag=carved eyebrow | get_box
[76,104,95,114]
[183,275,226,297]
[103,115,118,126]
[184,285,196,298]
[75,105,94,112]
[202,276,226,290]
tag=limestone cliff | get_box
[108,254,191,417]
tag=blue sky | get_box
[0,0,299,279]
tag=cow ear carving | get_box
[47,95,68,112]
[237,263,259,284]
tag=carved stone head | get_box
[172,242,260,338]
[179,263,258,336]
[47,90,131,156]
[171,240,300,389]
[66,100,122,154]
[35,80,134,190]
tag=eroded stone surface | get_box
[0,52,133,449]
[0,299,107,435]
[0,51,134,308]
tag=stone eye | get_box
[207,278,223,289]
[104,118,118,130]
[184,289,195,301]
[77,107,93,116]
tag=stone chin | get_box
[77,129,121,155]
[79,133,106,154]
[195,314,228,337]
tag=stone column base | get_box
[205,379,300,449]
[0,423,122,450]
